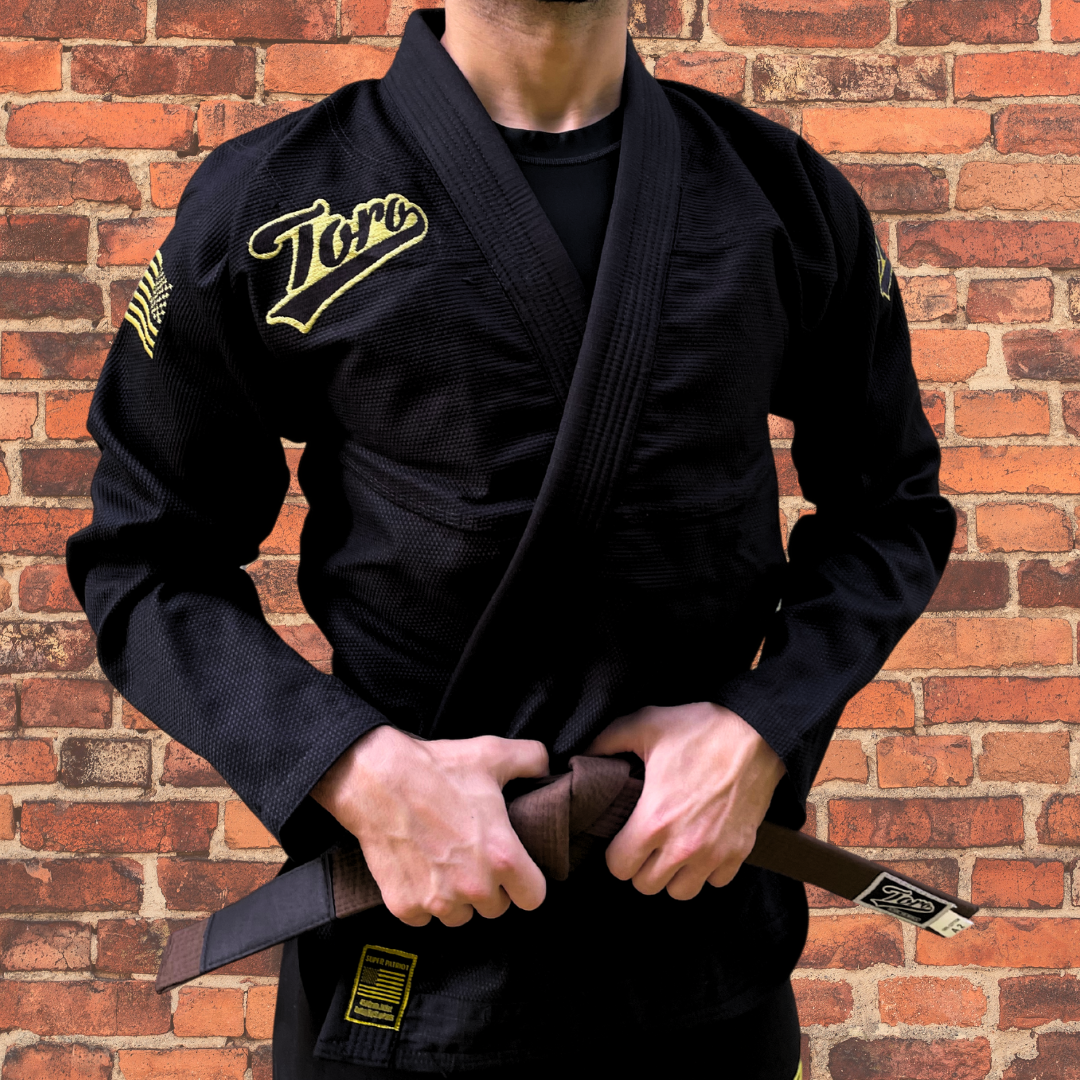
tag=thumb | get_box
[585,713,646,758]
[485,737,549,787]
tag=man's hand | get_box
[586,702,786,901]
[311,726,549,927]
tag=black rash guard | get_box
[496,108,622,302]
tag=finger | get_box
[483,737,549,787]
[664,863,709,902]
[706,856,743,890]
[497,839,548,912]
[603,806,662,881]
[584,714,641,757]
[472,885,512,920]
[436,904,475,928]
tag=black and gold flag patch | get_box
[876,236,893,301]
[344,945,418,1030]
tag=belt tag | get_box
[853,872,973,937]
[345,945,419,1030]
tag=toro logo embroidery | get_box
[124,250,173,358]
[345,945,418,1031]
[249,194,429,333]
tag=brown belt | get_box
[155,756,977,993]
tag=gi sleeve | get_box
[715,148,956,812]
[65,181,390,843]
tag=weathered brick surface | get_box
[994,104,1080,155]
[20,802,218,854]
[957,53,1080,100]
[830,1037,992,1080]
[798,913,905,969]
[976,503,1071,552]
[0,333,111,381]
[897,0,1039,45]
[956,163,1080,213]
[161,739,225,787]
[812,740,868,786]
[59,738,151,788]
[22,448,101,498]
[829,796,1024,847]
[979,731,1071,784]
[0,919,91,972]
[884,616,1072,670]
[999,975,1080,1029]
[1019,559,1080,609]
[97,218,175,268]
[754,55,946,104]
[967,279,1053,325]
[7,104,194,151]
[149,162,200,210]
[72,45,255,97]
[899,220,1080,269]
[926,560,1009,612]
[876,735,973,788]
[223,800,279,849]
[0,274,103,322]
[198,101,310,150]
[0,43,61,94]
[0,979,170,1035]
[925,676,1080,724]
[20,680,111,729]
[173,987,245,1037]
[0,0,146,40]
[0,859,142,913]
[837,680,915,729]
[158,0,335,40]
[955,390,1050,437]
[157,858,280,911]
[117,1049,248,1080]
[911,329,988,381]
[803,107,989,154]
[1,1043,113,1080]
[917,917,1080,968]
[791,979,853,1025]
[971,858,1065,908]
[709,0,890,47]
[899,275,957,321]
[264,44,396,94]
[878,977,987,1026]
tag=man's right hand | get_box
[311,725,549,928]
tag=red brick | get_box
[157,858,280,912]
[97,217,174,268]
[980,730,1071,784]
[968,278,1053,325]
[21,680,110,729]
[629,0,686,36]
[43,390,93,441]
[274,622,333,673]
[811,740,868,786]
[0,42,62,93]
[709,0,889,47]
[955,390,1049,438]
[117,1049,248,1080]
[0,508,93,557]
[899,220,1080,269]
[656,51,745,98]
[72,45,255,97]
[797,913,904,968]
[19,566,81,615]
[999,974,1080,1029]
[1019,558,1080,609]
[1004,329,1080,381]
[1,1043,112,1080]
[752,105,797,129]
[0,795,12,840]
[0,622,96,675]
[110,278,140,328]
[0,215,89,265]
[898,0,1039,44]
[0,978,169,1036]
[198,100,311,150]
[1054,0,1080,41]
[0,393,36,440]
[21,801,217,854]
[925,675,1080,724]
[877,735,973,788]
[1064,390,1080,434]
[1003,1033,1080,1080]
[926,560,1009,612]
[0,919,90,972]
[223,800,278,849]
[803,107,988,154]
[838,680,915,729]
[995,104,1080,155]
[247,559,303,614]
[0,274,103,322]
[265,43,395,95]
[911,329,988,381]
[940,447,1080,494]
[0,333,110,381]
[7,103,194,151]
[1037,793,1080,844]
[158,0,335,39]
[174,987,245,1037]
[161,739,224,787]
[971,858,1064,909]
[0,859,141,913]
[0,0,146,41]
[755,55,946,104]
[918,916,1080,968]
[245,985,277,1039]
[878,976,988,1026]
[773,448,802,497]
[149,161,200,209]
[839,165,949,216]
[22,448,100,499]
[829,796,1024,847]
[976,504,1071,553]
[342,0,437,36]
[95,917,281,977]
[261,503,307,555]
[922,389,945,436]
[957,162,1080,213]
[885,616,1072,670]
[792,979,852,1025]
[0,682,14,732]
[958,52,1080,100]
[830,1037,991,1080]
[72,160,142,208]
[899,275,957,322]
[121,699,157,731]
[0,739,57,785]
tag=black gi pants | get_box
[273,936,803,1079]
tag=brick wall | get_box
[0,0,1077,1076]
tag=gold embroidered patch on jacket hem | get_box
[249,194,429,334]
[345,945,418,1031]
[124,250,172,358]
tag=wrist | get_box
[311,724,405,817]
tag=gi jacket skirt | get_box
[67,8,955,1069]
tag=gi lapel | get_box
[383,11,682,746]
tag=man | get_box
[66,1,955,1076]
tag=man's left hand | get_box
[586,702,786,901]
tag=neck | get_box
[441,0,629,132]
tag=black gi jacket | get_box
[67,9,954,1070]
